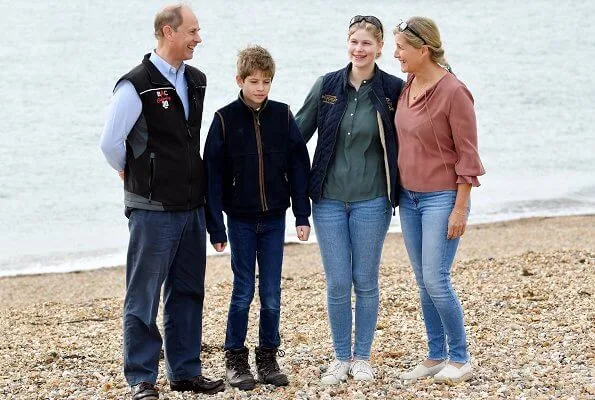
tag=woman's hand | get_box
[447,209,467,239]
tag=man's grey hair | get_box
[154,4,185,39]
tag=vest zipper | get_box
[252,112,268,212]
[149,152,156,202]
[186,123,193,206]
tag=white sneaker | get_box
[399,360,447,382]
[321,359,350,385]
[433,362,473,383]
[349,359,375,381]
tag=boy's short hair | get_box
[237,45,276,80]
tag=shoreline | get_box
[1,214,593,310]
[1,212,593,280]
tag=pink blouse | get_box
[395,73,485,192]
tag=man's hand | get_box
[296,226,310,241]
[213,242,227,252]
[118,170,125,181]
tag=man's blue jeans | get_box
[224,215,285,350]
[312,196,391,361]
[123,208,206,386]
[398,189,470,363]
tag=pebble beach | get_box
[1,215,593,400]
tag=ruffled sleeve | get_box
[456,175,481,186]
[449,85,485,187]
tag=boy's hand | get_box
[296,226,310,241]
[213,242,227,252]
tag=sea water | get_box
[0,0,593,276]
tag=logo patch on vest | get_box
[321,94,337,104]
[385,97,395,112]
[156,90,172,110]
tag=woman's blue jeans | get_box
[313,196,391,361]
[398,189,469,363]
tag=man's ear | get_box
[162,25,174,40]
[235,75,243,88]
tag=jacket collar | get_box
[141,52,199,88]
[238,91,269,113]
[142,53,172,86]
[341,62,380,90]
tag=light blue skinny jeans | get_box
[398,188,470,363]
[313,196,392,361]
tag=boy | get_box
[203,45,311,391]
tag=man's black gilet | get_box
[118,53,207,212]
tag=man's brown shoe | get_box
[170,375,225,395]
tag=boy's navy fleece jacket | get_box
[204,95,311,244]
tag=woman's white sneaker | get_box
[399,360,447,382]
[433,362,473,383]
[321,359,350,385]
[349,360,375,381]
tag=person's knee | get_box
[259,286,281,309]
[353,284,378,299]
[413,273,425,289]
[232,283,255,307]
[353,275,379,298]
[173,275,205,297]
[422,273,449,299]
[124,311,156,331]
[326,279,351,301]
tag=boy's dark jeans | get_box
[224,214,286,350]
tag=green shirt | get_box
[295,76,387,202]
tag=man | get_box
[100,4,224,399]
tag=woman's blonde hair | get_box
[393,17,451,71]
[348,20,384,58]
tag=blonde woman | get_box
[296,16,403,384]
[393,17,485,383]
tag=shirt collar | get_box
[150,50,186,79]
[342,62,378,89]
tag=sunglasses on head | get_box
[397,20,427,45]
[349,15,384,38]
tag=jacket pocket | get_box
[230,154,261,212]
[231,173,239,202]
[264,151,290,209]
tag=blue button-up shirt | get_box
[100,51,190,171]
